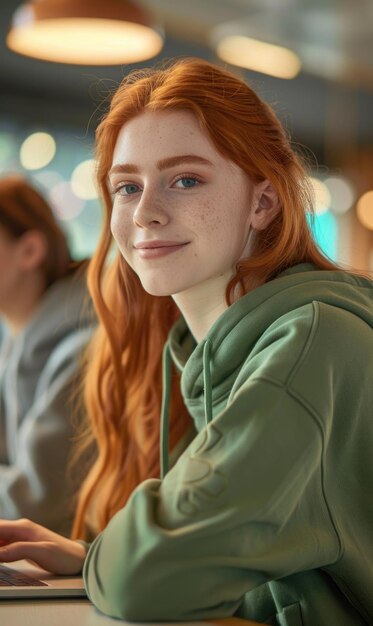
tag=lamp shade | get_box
[7,0,164,65]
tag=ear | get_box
[18,230,48,272]
[251,180,281,231]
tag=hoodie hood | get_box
[160,263,373,476]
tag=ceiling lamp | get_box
[6,0,163,65]
[209,11,303,80]
[215,35,301,80]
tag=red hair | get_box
[72,58,337,538]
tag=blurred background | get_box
[1,0,372,269]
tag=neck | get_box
[172,273,231,343]
[1,274,47,335]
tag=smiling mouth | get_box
[134,241,189,259]
[135,240,188,249]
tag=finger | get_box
[0,541,83,576]
[0,519,56,545]
[0,519,37,542]
[0,541,48,562]
[0,541,61,573]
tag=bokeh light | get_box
[356,191,373,231]
[307,211,337,261]
[324,176,355,215]
[49,181,85,221]
[20,132,56,170]
[71,159,98,199]
[309,177,332,215]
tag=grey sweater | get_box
[0,272,95,535]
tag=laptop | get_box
[0,559,86,599]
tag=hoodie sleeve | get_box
[83,306,343,621]
[0,329,91,535]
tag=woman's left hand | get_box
[0,518,86,575]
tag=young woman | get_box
[0,60,371,626]
[0,175,95,535]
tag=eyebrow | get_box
[109,155,213,177]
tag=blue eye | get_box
[175,177,200,189]
[118,183,140,196]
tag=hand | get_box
[0,518,86,575]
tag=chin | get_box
[139,280,175,297]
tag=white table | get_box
[1,601,265,626]
[1,597,117,626]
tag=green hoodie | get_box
[83,264,373,626]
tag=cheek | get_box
[188,197,224,232]
[192,194,248,247]
[0,247,20,275]
[110,207,130,247]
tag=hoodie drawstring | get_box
[160,341,172,479]
[160,338,213,479]
[203,339,213,426]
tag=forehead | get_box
[112,109,223,166]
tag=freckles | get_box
[194,199,216,224]
[196,197,231,242]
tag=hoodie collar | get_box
[160,264,373,476]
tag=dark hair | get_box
[0,174,75,286]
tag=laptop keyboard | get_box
[0,564,47,587]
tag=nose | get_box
[133,188,169,228]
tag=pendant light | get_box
[6,0,164,65]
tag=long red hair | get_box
[72,58,337,539]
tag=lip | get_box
[134,240,188,249]
[134,240,189,259]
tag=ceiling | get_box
[0,0,372,162]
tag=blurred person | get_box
[0,60,372,626]
[0,175,94,535]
